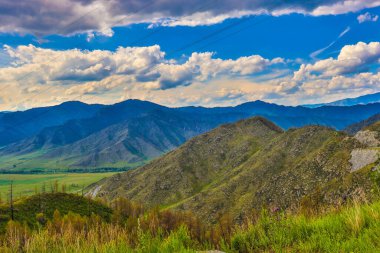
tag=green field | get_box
[0,150,147,173]
[0,172,116,198]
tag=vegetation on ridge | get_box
[95,117,380,222]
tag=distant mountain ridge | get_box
[2,99,380,172]
[344,113,380,135]
[304,92,380,108]
[0,101,104,146]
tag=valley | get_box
[2,99,380,172]
[0,172,115,197]
[0,101,380,252]
[2,1,380,251]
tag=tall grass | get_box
[1,197,380,252]
[229,201,380,252]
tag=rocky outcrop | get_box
[354,130,380,147]
[350,149,379,172]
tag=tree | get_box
[61,184,67,193]
[41,183,46,193]
[9,180,14,220]
[53,180,59,193]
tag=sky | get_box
[0,0,380,110]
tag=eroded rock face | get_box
[86,185,102,198]
[354,130,380,147]
[350,149,379,172]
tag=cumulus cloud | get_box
[0,44,284,109]
[0,41,379,110]
[0,0,379,35]
[357,12,379,23]
[269,41,380,104]
[301,42,380,78]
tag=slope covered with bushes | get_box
[1,196,380,252]
[0,192,112,233]
[95,117,380,222]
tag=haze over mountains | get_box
[2,96,380,172]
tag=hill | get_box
[2,100,380,171]
[304,92,380,108]
[344,113,380,135]
[93,117,380,222]
[0,192,112,233]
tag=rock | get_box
[86,185,102,198]
[350,149,379,172]
[354,130,380,147]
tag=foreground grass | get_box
[229,201,380,252]
[0,172,115,197]
[1,194,380,252]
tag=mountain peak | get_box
[234,116,284,133]
[94,114,372,223]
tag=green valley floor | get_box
[0,172,115,197]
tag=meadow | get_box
[0,172,116,198]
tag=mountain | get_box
[0,101,104,146]
[1,100,168,153]
[43,110,223,168]
[304,92,380,108]
[344,113,380,135]
[178,100,380,130]
[92,117,380,222]
[2,99,380,172]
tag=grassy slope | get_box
[98,117,282,204]
[228,200,380,252]
[97,117,379,222]
[0,172,116,197]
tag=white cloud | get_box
[0,0,380,36]
[303,42,380,78]
[1,41,380,110]
[0,44,283,109]
[357,12,379,23]
[268,42,380,104]
[311,0,380,16]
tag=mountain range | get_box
[92,117,380,222]
[2,99,380,172]
[304,92,380,108]
[344,113,380,135]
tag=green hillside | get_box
[0,192,112,233]
[94,117,380,222]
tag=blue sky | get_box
[0,0,380,110]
